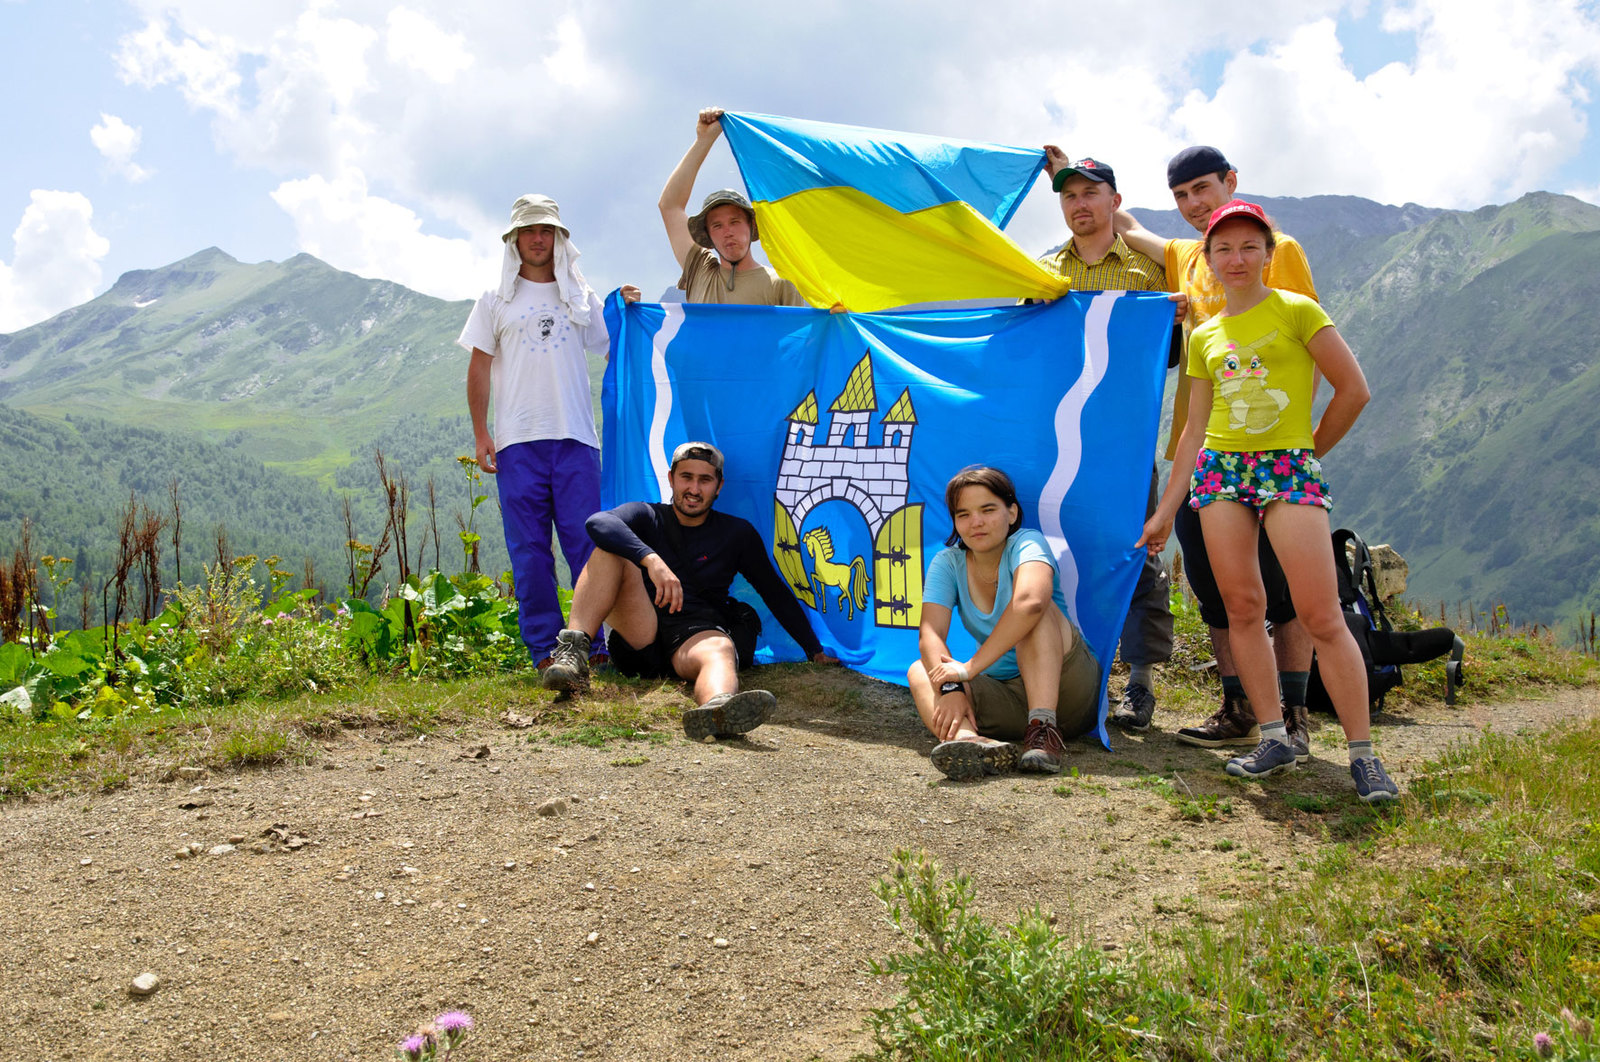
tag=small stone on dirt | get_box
[178,797,213,810]
[585,931,599,945]
[129,972,160,996]
[207,844,236,856]
[227,834,245,844]
[462,744,490,759]
[177,767,205,779]
[536,797,569,818]
[713,938,730,949]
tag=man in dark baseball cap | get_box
[658,107,807,306]
[1115,148,1322,759]
[543,440,838,740]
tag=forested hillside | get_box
[5,190,1600,630]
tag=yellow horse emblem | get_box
[802,527,871,621]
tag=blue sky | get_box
[3,0,1600,331]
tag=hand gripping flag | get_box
[718,112,1074,311]
[601,292,1173,748]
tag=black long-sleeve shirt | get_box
[586,502,823,658]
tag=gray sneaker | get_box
[1110,682,1157,731]
[1176,696,1261,748]
[931,737,1018,781]
[541,628,592,694]
[1224,738,1298,779]
[683,690,775,741]
[1285,702,1311,764]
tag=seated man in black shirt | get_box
[543,442,838,739]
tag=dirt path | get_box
[4,675,1596,1062]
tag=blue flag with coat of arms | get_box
[600,292,1173,748]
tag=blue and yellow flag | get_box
[601,292,1173,748]
[719,112,1074,311]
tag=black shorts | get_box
[607,611,759,680]
[1173,491,1296,629]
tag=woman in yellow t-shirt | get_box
[1137,199,1398,804]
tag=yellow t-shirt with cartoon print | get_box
[1186,289,1333,452]
[1161,233,1317,459]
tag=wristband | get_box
[938,681,964,696]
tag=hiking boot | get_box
[1017,719,1067,774]
[1224,739,1298,780]
[682,690,775,741]
[541,629,592,694]
[1285,702,1311,765]
[1176,695,1261,748]
[1351,757,1400,804]
[930,737,1018,781]
[1110,682,1157,731]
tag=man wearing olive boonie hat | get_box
[458,193,641,669]
[659,107,806,306]
[1114,148,1321,760]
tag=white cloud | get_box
[386,7,472,84]
[269,167,498,300]
[0,191,111,333]
[90,113,152,182]
[543,15,600,91]
[1171,1,1600,207]
[115,16,241,118]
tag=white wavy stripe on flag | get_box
[1039,291,1121,621]
[649,304,686,501]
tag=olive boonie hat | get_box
[501,194,570,241]
[687,189,758,248]
[670,441,725,476]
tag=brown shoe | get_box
[1017,719,1066,773]
[1285,701,1311,764]
[1175,695,1261,748]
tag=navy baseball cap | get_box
[1167,145,1233,188]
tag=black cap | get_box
[1051,157,1116,193]
[1167,145,1233,189]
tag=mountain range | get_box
[2,191,1598,631]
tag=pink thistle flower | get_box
[397,1035,426,1060]
[435,1010,473,1035]
[1534,1030,1555,1057]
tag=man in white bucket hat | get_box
[659,107,806,306]
[458,193,640,668]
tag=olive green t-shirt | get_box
[678,244,806,306]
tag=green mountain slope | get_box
[0,248,473,475]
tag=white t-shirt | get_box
[457,279,608,452]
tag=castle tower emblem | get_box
[772,352,924,628]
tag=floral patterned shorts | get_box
[1189,447,1333,519]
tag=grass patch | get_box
[862,719,1600,1060]
[1284,792,1335,814]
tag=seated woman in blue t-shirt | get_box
[908,466,1100,781]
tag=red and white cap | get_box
[1204,199,1272,240]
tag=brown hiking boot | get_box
[930,736,1018,781]
[1017,719,1066,773]
[682,690,775,741]
[1285,701,1311,764]
[1175,695,1261,748]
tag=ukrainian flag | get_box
[719,112,1073,311]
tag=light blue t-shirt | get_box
[923,528,1069,680]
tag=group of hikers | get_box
[458,108,1400,805]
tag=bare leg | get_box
[1209,626,1237,675]
[1014,605,1068,714]
[1272,617,1314,673]
[671,630,741,705]
[1199,502,1281,726]
[568,548,656,649]
[1261,504,1370,742]
[908,660,980,741]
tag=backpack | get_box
[1306,529,1466,715]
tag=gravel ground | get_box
[4,671,1595,1062]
